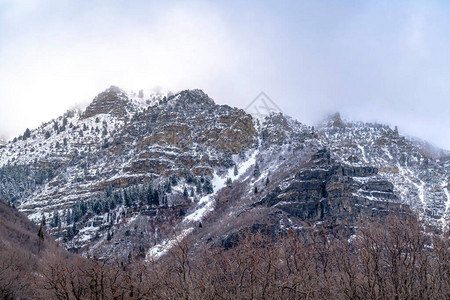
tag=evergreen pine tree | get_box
[51,210,59,228]
[146,186,153,205]
[23,128,31,139]
[72,222,78,236]
[153,189,159,206]
[37,215,45,253]
[254,162,261,178]
[171,175,178,186]
[166,179,172,193]
[124,190,131,207]
[239,148,246,159]
[196,180,202,194]
[222,150,234,168]
[183,186,188,198]
[234,165,238,176]
[203,178,213,194]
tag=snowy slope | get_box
[0,87,448,260]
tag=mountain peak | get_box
[168,89,215,106]
[1,87,449,263]
[83,86,130,119]
[327,112,346,128]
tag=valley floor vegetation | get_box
[1,213,449,299]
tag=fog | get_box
[1,0,449,149]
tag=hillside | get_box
[0,199,69,298]
[0,87,449,260]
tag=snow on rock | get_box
[442,181,450,229]
[146,150,260,261]
[146,227,193,260]
[184,150,258,223]
[357,144,368,163]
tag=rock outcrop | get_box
[260,149,405,226]
[0,86,448,259]
[83,86,130,119]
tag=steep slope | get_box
[0,88,448,260]
[0,199,68,298]
[317,113,450,226]
[0,87,258,257]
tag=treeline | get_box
[0,164,57,203]
[52,182,164,241]
[3,213,448,299]
[52,173,215,241]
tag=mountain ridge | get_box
[0,86,448,259]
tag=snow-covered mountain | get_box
[0,87,448,259]
[317,113,450,226]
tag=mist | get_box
[1,0,449,150]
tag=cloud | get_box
[0,1,449,150]
[0,1,239,138]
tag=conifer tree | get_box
[23,128,31,139]
[196,180,202,194]
[153,189,159,206]
[254,162,261,178]
[72,222,78,236]
[171,175,178,186]
[124,190,131,207]
[203,178,213,194]
[37,215,45,253]
[239,148,246,159]
[166,179,172,193]
[51,210,59,228]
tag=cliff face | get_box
[0,87,448,259]
[261,148,404,227]
[126,89,257,177]
[82,86,131,119]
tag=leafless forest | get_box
[1,207,449,299]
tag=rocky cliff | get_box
[0,87,448,259]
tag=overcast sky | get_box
[1,0,449,149]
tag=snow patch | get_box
[146,227,193,260]
[357,145,367,163]
[184,150,258,223]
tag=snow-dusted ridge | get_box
[0,90,449,260]
[146,150,259,260]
